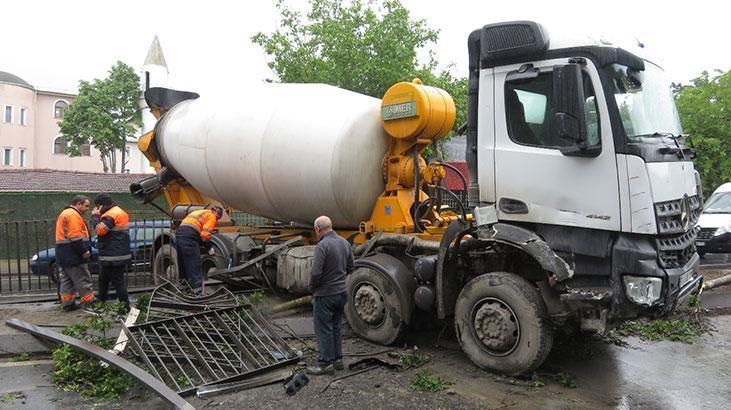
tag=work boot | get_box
[80,300,101,314]
[62,303,79,312]
[306,363,335,376]
[334,359,345,371]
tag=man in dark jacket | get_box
[91,193,132,311]
[307,215,354,376]
[175,206,224,294]
[55,195,95,311]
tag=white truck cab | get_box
[465,21,701,326]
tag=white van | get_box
[696,182,731,256]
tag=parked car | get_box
[29,220,171,278]
[696,183,731,256]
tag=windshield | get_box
[704,192,731,214]
[606,63,682,140]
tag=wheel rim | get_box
[354,282,386,326]
[470,297,520,356]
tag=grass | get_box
[52,302,135,399]
[530,373,546,387]
[248,290,267,304]
[555,372,577,389]
[399,351,430,368]
[617,319,704,344]
[411,370,452,392]
[9,352,30,362]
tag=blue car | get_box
[29,220,171,279]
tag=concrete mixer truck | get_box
[131,20,703,375]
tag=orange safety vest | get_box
[55,207,90,243]
[180,209,218,241]
[96,205,130,236]
[95,205,132,263]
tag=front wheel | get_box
[455,272,553,376]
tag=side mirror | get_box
[553,64,587,146]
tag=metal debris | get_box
[145,281,239,322]
[124,305,302,395]
[196,367,292,398]
[5,318,194,410]
[210,236,303,288]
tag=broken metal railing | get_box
[124,305,301,395]
[145,281,239,322]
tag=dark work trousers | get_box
[175,235,204,293]
[98,264,129,307]
[313,292,348,365]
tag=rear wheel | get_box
[49,261,59,284]
[345,266,408,345]
[455,272,553,376]
[153,244,179,285]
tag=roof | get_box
[712,183,731,195]
[144,35,169,69]
[0,169,153,193]
[0,71,34,90]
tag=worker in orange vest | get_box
[91,193,132,312]
[55,195,96,311]
[175,206,224,294]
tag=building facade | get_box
[0,35,170,174]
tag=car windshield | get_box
[605,62,682,140]
[704,192,731,214]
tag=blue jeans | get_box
[175,236,203,293]
[313,292,348,366]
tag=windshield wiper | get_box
[639,132,690,160]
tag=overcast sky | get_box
[1,0,727,96]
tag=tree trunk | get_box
[101,153,109,173]
[121,144,126,173]
[110,150,117,173]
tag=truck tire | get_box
[455,272,553,376]
[345,266,408,345]
[153,244,179,285]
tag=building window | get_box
[3,148,12,166]
[20,107,27,126]
[53,136,68,154]
[3,106,12,123]
[19,149,26,167]
[81,141,91,156]
[54,100,68,118]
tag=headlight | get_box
[715,222,731,236]
[31,254,38,262]
[623,275,662,306]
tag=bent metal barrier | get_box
[5,318,194,410]
[124,304,302,395]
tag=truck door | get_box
[491,59,620,231]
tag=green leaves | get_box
[252,0,466,136]
[52,303,136,399]
[58,61,141,173]
[676,69,731,194]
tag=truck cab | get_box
[467,21,701,324]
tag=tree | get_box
[59,62,141,173]
[252,0,467,141]
[675,69,731,195]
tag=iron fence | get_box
[0,218,175,296]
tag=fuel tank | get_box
[155,83,390,228]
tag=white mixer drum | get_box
[155,83,390,228]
